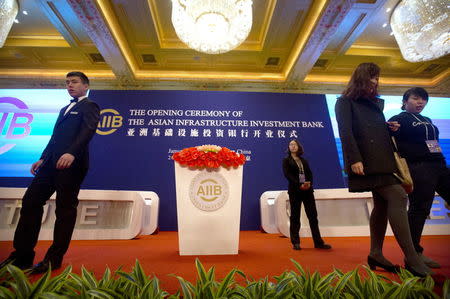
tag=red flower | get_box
[173,145,246,169]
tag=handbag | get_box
[391,136,414,194]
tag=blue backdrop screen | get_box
[1,90,449,230]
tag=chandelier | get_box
[171,0,253,54]
[0,0,18,48]
[390,0,449,62]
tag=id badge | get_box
[425,140,442,153]
[299,173,306,183]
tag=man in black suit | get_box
[0,71,100,274]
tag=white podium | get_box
[260,191,282,234]
[0,188,159,240]
[174,163,243,255]
[262,189,449,237]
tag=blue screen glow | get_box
[1,90,449,178]
[0,89,72,176]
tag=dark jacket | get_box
[282,155,314,195]
[335,96,398,191]
[389,112,444,163]
[41,98,100,169]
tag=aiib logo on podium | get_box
[96,108,123,135]
[189,172,229,212]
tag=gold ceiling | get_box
[0,0,448,96]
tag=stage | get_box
[0,231,449,294]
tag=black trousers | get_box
[288,190,324,246]
[407,160,450,253]
[12,163,87,265]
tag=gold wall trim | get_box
[134,70,285,81]
[0,69,115,79]
[7,35,66,40]
[147,0,164,48]
[255,0,277,51]
[346,45,402,57]
[5,36,70,47]
[95,0,138,73]
[282,0,329,78]
[304,69,450,86]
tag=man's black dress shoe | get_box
[0,257,32,270]
[292,244,301,250]
[315,243,332,249]
[30,260,61,274]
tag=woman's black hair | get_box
[287,139,304,157]
[401,87,429,110]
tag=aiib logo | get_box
[197,179,222,202]
[189,172,229,211]
[0,97,33,155]
[96,108,123,135]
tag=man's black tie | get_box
[70,98,79,103]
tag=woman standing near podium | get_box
[335,62,430,277]
[282,139,331,250]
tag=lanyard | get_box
[408,113,436,140]
[294,158,304,173]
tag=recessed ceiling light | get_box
[22,10,28,15]
[14,19,19,23]
[382,23,388,28]
[386,8,391,13]
[390,31,394,36]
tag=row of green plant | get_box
[0,258,448,298]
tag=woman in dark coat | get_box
[389,87,450,269]
[282,139,331,250]
[335,62,430,277]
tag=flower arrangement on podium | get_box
[172,144,246,168]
